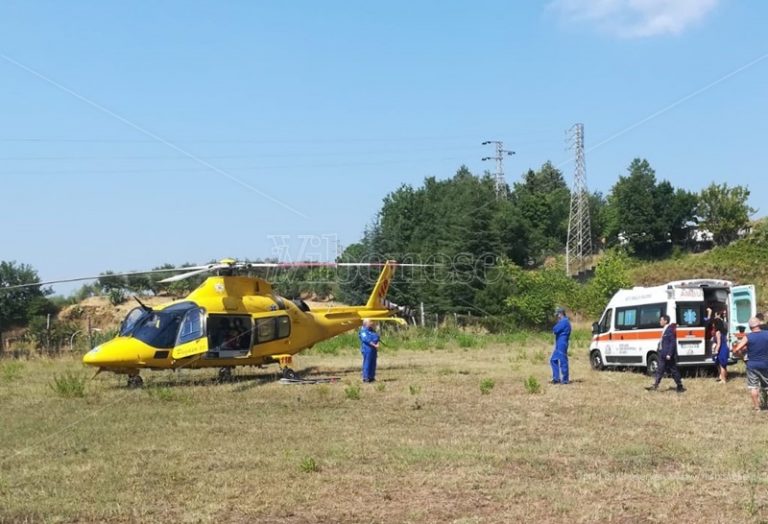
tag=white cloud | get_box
[549,0,720,38]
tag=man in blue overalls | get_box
[359,319,380,382]
[550,307,571,384]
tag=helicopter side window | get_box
[277,316,291,338]
[255,316,291,344]
[177,308,206,345]
[256,318,276,343]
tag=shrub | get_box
[479,378,495,395]
[524,376,541,394]
[299,456,320,473]
[344,384,361,400]
[409,384,421,395]
[108,289,126,306]
[457,333,478,348]
[50,372,87,398]
[1,361,24,381]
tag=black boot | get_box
[676,384,686,393]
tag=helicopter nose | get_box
[83,343,112,366]
[82,338,152,367]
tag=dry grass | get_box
[2,335,768,523]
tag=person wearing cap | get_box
[359,319,380,383]
[550,307,571,384]
[733,317,768,411]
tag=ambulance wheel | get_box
[590,350,605,371]
[127,375,143,388]
[646,354,659,376]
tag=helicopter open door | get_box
[171,307,209,360]
[207,314,254,358]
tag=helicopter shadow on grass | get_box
[137,367,306,390]
[128,360,426,392]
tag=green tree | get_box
[98,271,126,293]
[0,261,54,352]
[697,183,755,246]
[605,158,696,257]
[510,162,571,264]
[580,249,633,318]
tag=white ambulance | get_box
[589,280,756,374]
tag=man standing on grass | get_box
[550,307,571,384]
[359,319,380,383]
[646,314,685,393]
[732,317,768,411]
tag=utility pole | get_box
[566,123,592,277]
[481,140,515,198]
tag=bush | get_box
[108,289,126,306]
[502,263,579,328]
[50,372,87,398]
[344,384,361,400]
[299,456,320,473]
[457,333,478,348]
[1,361,24,381]
[479,378,495,395]
[524,376,541,394]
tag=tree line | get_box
[336,157,755,320]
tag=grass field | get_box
[2,331,768,523]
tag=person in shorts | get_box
[733,317,768,411]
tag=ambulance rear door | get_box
[731,285,756,337]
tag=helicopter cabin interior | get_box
[204,314,291,359]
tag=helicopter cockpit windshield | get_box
[122,302,199,349]
[120,307,148,336]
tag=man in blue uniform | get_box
[733,317,768,410]
[359,319,380,383]
[646,314,685,393]
[550,307,571,384]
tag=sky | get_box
[0,1,766,295]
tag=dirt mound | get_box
[58,295,174,331]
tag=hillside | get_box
[627,222,768,310]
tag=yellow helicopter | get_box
[79,259,406,387]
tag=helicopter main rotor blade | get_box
[0,267,204,292]
[0,260,443,292]
[158,264,229,283]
